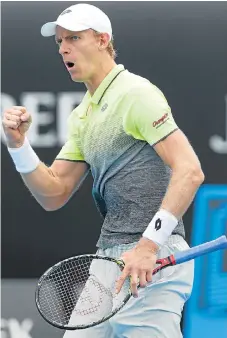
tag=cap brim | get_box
[41,22,57,37]
[41,21,91,37]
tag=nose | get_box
[58,41,70,56]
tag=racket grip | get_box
[174,236,227,264]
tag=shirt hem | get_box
[96,229,185,249]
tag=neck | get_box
[85,58,117,96]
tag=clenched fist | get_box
[2,106,32,148]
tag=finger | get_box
[3,118,19,129]
[130,272,139,298]
[115,269,129,294]
[5,109,24,117]
[12,106,26,114]
[138,271,147,288]
[5,113,21,123]
[146,270,153,283]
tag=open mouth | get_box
[65,62,75,69]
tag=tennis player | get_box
[2,3,204,338]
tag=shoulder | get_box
[119,69,167,103]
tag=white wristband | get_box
[8,137,40,173]
[143,209,178,246]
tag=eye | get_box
[71,36,80,41]
[56,39,62,46]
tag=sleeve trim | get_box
[55,158,87,163]
[150,128,179,147]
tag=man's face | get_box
[55,26,102,82]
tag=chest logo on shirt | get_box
[101,103,108,112]
[153,113,169,129]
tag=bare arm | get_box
[2,105,89,211]
[21,160,89,211]
[117,129,205,295]
[154,129,205,218]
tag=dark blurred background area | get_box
[1,2,227,338]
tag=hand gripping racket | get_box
[35,236,227,330]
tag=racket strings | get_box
[72,274,113,316]
[38,256,125,327]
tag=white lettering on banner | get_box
[1,318,33,338]
[1,91,85,147]
[209,94,227,154]
[2,91,227,154]
[21,92,56,147]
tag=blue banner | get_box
[184,185,227,338]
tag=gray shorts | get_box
[63,235,194,338]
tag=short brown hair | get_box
[93,31,117,60]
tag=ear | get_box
[98,33,110,50]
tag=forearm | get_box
[161,166,204,219]
[21,162,67,210]
[7,137,68,210]
[142,166,204,248]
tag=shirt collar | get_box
[89,64,125,105]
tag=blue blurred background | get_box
[1,2,227,337]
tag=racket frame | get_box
[35,254,129,330]
[35,236,227,330]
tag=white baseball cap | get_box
[41,3,112,40]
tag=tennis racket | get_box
[35,236,227,330]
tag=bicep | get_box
[153,129,202,170]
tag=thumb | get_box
[20,112,31,122]
[19,113,32,134]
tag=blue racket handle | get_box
[174,236,227,264]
